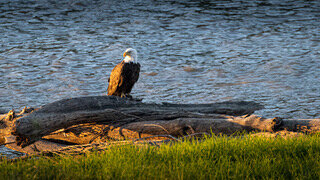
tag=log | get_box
[4,114,312,155]
[4,113,276,155]
[11,96,263,146]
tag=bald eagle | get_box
[107,48,140,97]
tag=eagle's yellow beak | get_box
[123,52,127,57]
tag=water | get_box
[0,0,319,156]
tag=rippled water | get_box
[1,0,319,155]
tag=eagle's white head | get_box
[123,48,138,63]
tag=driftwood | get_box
[1,96,319,155]
[7,96,263,146]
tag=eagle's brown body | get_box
[107,61,140,97]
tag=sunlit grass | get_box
[1,134,320,179]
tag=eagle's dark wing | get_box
[121,62,140,94]
[107,62,124,96]
[131,63,140,84]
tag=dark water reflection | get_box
[0,0,319,155]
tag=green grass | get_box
[1,134,320,179]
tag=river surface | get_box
[0,0,319,156]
